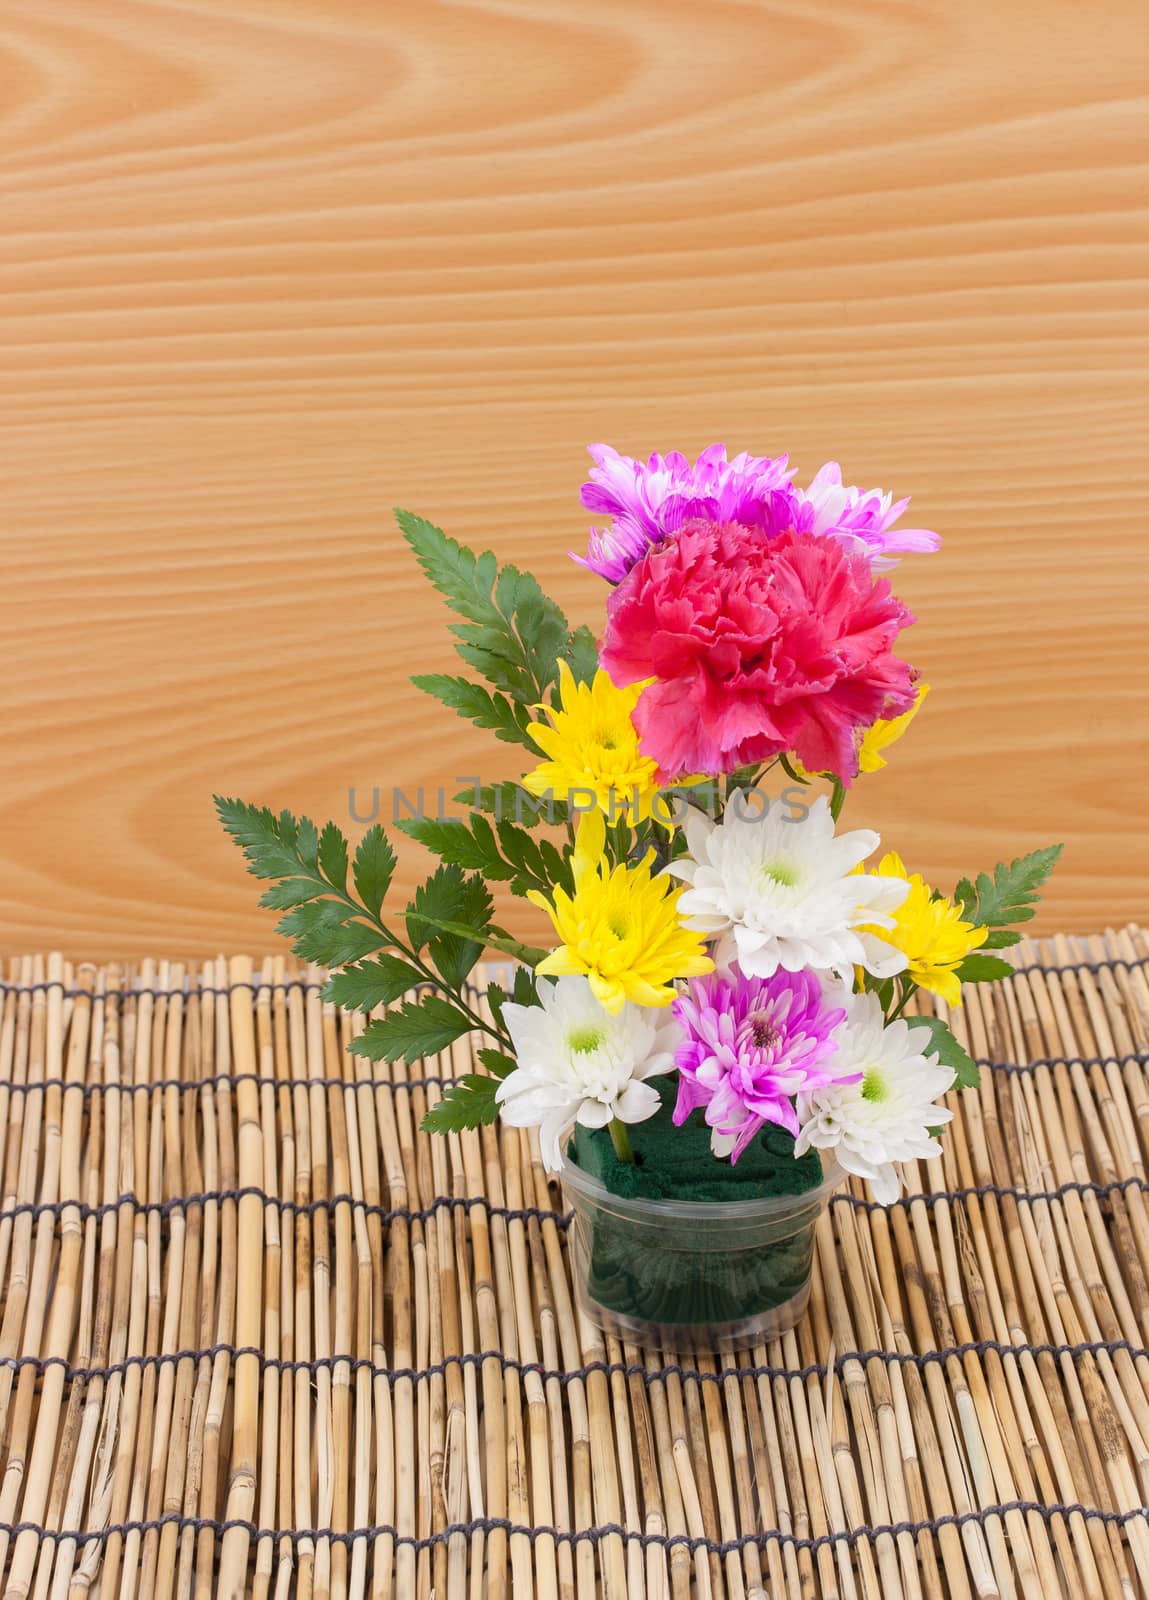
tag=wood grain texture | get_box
[2,0,1147,961]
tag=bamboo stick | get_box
[196,957,242,1600]
[216,957,265,1598]
[252,960,282,1600]
[3,957,89,1599]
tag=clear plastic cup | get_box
[561,1150,841,1353]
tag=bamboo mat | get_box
[1,934,1149,1600]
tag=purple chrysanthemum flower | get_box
[794,462,941,571]
[671,967,854,1162]
[575,443,796,582]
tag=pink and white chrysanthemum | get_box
[794,462,940,571]
[576,442,795,582]
[671,967,853,1161]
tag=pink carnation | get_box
[600,519,916,781]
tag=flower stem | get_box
[829,777,847,822]
[608,1118,635,1163]
[887,982,914,1023]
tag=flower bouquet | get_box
[217,442,1060,1352]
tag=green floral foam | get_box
[568,1078,824,1202]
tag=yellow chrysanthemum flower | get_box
[857,684,930,774]
[521,660,669,826]
[861,851,986,1007]
[527,809,714,1013]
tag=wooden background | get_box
[3,0,1147,962]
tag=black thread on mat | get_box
[974,1051,1149,1076]
[0,1187,571,1230]
[0,1070,467,1100]
[0,977,485,1001]
[2,1175,1142,1230]
[2,1052,1145,1102]
[1018,958,1142,980]
[0,978,321,1001]
[4,1334,1145,1391]
[832,1174,1149,1213]
[0,957,1142,1004]
[0,1500,1142,1557]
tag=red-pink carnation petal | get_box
[600,519,915,781]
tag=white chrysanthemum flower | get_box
[496,976,679,1172]
[664,793,909,981]
[795,989,956,1203]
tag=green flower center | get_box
[861,1067,888,1103]
[569,1026,606,1055]
[759,859,798,887]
